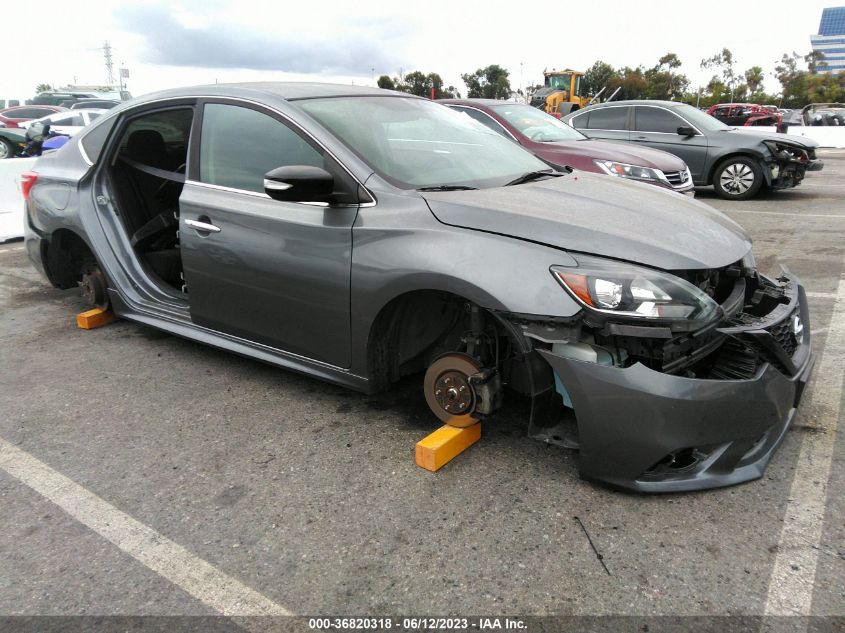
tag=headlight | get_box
[741,249,756,273]
[593,160,665,183]
[762,140,807,162]
[551,255,719,321]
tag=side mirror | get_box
[263,165,334,203]
[677,125,696,137]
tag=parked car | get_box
[0,126,27,159]
[440,99,693,194]
[27,91,99,106]
[801,103,845,126]
[563,101,823,200]
[69,99,121,110]
[20,109,105,137]
[706,103,782,127]
[23,83,814,492]
[0,105,66,129]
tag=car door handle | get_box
[185,218,221,233]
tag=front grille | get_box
[740,308,801,375]
[663,169,691,188]
[768,309,800,357]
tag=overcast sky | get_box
[2,0,839,102]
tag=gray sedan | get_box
[562,100,823,200]
[23,83,813,492]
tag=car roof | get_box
[584,100,689,109]
[0,105,64,114]
[42,108,106,119]
[133,82,411,103]
[439,98,525,107]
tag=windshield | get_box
[674,103,731,132]
[297,96,549,189]
[491,104,585,142]
[547,74,571,90]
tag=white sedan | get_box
[19,109,106,136]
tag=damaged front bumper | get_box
[767,144,824,189]
[535,267,814,493]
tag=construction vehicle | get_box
[529,69,589,117]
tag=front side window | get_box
[200,103,324,193]
[634,107,685,133]
[491,104,585,142]
[584,107,629,131]
[298,96,548,189]
[674,104,729,132]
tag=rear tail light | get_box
[19,171,38,201]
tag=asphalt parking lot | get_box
[1,152,843,629]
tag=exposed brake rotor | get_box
[80,267,109,310]
[423,354,482,428]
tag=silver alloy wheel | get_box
[719,162,755,195]
[0,140,10,159]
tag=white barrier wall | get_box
[0,157,36,242]
[734,125,845,148]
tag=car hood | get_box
[725,128,819,148]
[0,128,27,140]
[422,171,751,271]
[538,138,688,171]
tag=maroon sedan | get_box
[440,99,694,194]
[0,105,66,129]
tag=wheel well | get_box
[44,229,96,289]
[707,152,764,185]
[367,290,520,393]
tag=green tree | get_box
[461,65,511,99]
[701,48,737,100]
[775,51,809,108]
[35,83,52,93]
[644,53,689,100]
[744,66,765,95]
[377,75,395,90]
[805,50,828,74]
[582,61,617,97]
[698,75,727,108]
[401,71,430,96]
[605,66,649,100]
[389,71,458,99]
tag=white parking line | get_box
[764,277,845,616]
[806,291,839,299]
[723,209,845,219]
[0,437,291,617]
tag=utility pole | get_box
[103,40,115,85]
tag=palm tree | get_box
[744,67,764,96]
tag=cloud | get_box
[115,5,406,75]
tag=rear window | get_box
[52,114,85,127]
[4,107,54,119]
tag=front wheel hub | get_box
[423,354,481,427]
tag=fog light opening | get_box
[645,447,703,475]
